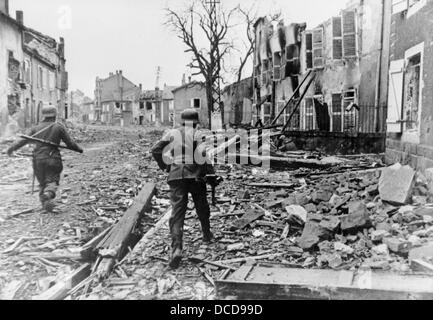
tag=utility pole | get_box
[206,0,223,131]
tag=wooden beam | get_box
[33,264,91,300]
[95,183,156,279]
[215,266,433,300]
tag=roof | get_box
[162,85,177,100]
[172,81,205,93]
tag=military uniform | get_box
[7,106,83,211]
[151,109,214,269]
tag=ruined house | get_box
[22,27,68,126]
[67,90,94,123]
[222,77,254,127]
[385,0,433,171]
[253,0,391,153]
[0,0,68,136]
[0,2,24,137]
[172,81,208,128]
[94,70,141,127]
[136,84,175,126]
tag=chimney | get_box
[119,70,122,75]
[139,83,142,90]
[16,11,23,24]
[109,72,113,77]
[0,0,9,15]
[182,74,186,85]
[188,76,192,83]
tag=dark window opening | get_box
[146,102,152,110]
[193,99,201,108]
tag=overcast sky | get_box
[9,0,349,97]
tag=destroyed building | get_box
[172,80,208,128]
[136,84,175,126]
[252,0,392,154]
[385,0,433,172]
[94,70,141,127]
[67,90,95,123]
[222,77,254,127]
[0,0,68,136]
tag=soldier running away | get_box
[6,105,83,213]
[151,109,215,269]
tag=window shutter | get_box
[392,0,409,14]
[342,10,357,58]
[387,59,405,133]
[305,32,313,69]
[312,28,324,68]
[332,17,343,60]
[332,93,343,132]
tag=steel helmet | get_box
[181,109,199,124]
[41,105,58,119]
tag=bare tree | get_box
[165,0,237,129]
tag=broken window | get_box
[8,51,20,82]
[332,93,343,132]
[403,53,421,131]
[262,102,271,124]
[146,102,152,110]
[342,89,358,132]
[139,102,145,110]
[332,17,343,60]
[342,10,357,58]
[312,28,324,69]
[286,44,300,76]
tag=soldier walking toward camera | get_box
[151,109,215,269]
[7,105,83,213]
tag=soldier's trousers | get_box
[168,179,211,251]
[33,158,63,204]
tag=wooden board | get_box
[215,266,433,300]
[33,264,91,300]
[230,210,264,230]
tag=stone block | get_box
[379,163,415,205]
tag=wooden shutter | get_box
[332,17,343,60]
[392,0,409,14]
[387,59,405,133]
[332,93,343,132]
[342,10,357,58]
[305,32,313,70]
[312,28,324,68]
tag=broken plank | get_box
[247,183,295,189]
[215,266,433,300]
[33,264,91,300]
[79,226,114,259]
[217,253,285,265]
[188,256,237,271]
[6,208,35,219]
[95,183,156,279]
[230,210,264,230]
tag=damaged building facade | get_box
[252,0,391,153]
[222,77,254,127]
[172,81,208,128]
[385,0,433,171]
[135,84,175,126]
[94,70,141,127]
[0,0,68,136]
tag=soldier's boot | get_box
[41,191,55,213]
[202,231,214,243]
[201,220,213,243]
[169,247,183,270]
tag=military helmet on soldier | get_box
[41,104,58,119]
[181,109,199,125]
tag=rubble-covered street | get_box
[3,125,433,300]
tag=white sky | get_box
[9,0,349,97]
